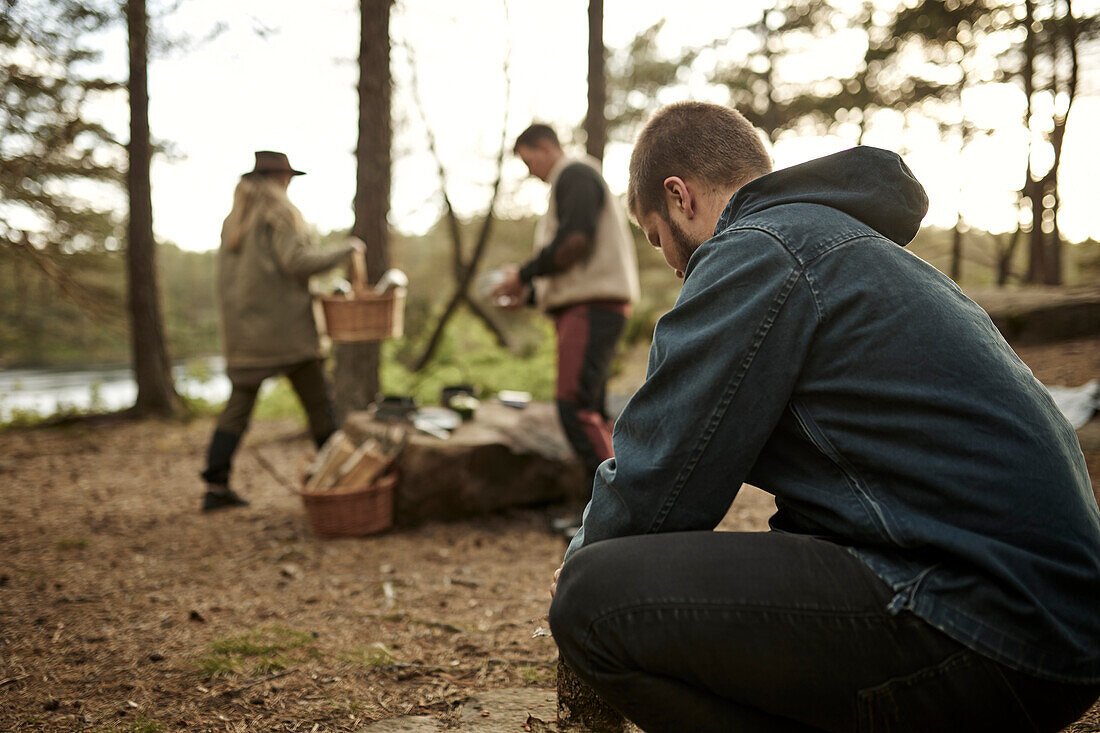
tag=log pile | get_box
[300,430,397,495]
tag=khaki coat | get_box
[217,218,351,369]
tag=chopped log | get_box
[341,401,587,525]
[556,656,626,731]
[334,439,390,491]
[303,431,356,493]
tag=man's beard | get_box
[666,216,702,275]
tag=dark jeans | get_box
[553,302,628,487]
[201,359,335,485]
[550,531,1099,733]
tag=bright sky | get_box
[73,0,1100,250]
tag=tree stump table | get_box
[341,401,587,525]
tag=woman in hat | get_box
[200,151,365,511]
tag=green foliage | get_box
[196,624,315,679]
[126,719,166,733]
[382,310,557,404]
[158,245,220,358]
[0,0,124,252]
[0,242,219,369]
[606,21,697,143]
[341,642,396,668]
[252,378,307,420]
[1,404,97,430]
[520,664,556,686]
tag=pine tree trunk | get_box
[996,228,1021,287]
[126,0,180,417]
[585,0,606,161]
[950,214,963,283]
[1020,0,1050,286]
[557,656,626,732]
[334,0,393,425]
[14,251,25,316]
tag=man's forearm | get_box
[519,231,594,283]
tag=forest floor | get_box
[1,336,1098,732]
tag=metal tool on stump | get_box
[556,656,626,731]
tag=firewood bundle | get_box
[300,430,397,494]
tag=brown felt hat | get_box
[246,150,306,177]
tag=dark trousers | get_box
[553,302,628,488]
[550,531,1099,733]
[201,359,335,485]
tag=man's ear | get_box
[662,177,696,218]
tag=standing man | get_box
[549,103,1100,732]
[495,124,639,533]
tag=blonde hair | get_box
[221,173,306,251]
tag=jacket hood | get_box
[718,146,929,247]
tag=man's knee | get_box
[549,544,616,667]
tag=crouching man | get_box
[548,102,1100,733]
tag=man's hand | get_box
[491,265,526,310]
[550,562,564,599]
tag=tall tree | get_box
[605,21,695,145]
[885,0,995,283]
[585,0,606,161]
[0,0,122,251]
[888,0,1098,284]
[333,0,393,422]
[125,0,180,416]
[1016,0,1096,284]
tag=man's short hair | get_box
[514,123,560,153]
[627,102,773,219]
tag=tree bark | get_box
[335,0,393,425]
[585,0,606,161]
[950,213,963,283]
[126,0,181,417]
[556,656,626,732]
[1021,0,1050,285]
[995,228,1021,287]
[1043,0,1079,286]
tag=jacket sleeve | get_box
[519,164,604,283]
[268,223,354,279]
[565,227,820,560]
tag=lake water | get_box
[0,357,235,421]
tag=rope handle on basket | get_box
[350,248,369,296]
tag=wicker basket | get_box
[319,288,405,342]
[317,249,405,343]
[300,476,395,538]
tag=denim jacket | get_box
[566,147,1100,683]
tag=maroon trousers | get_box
[553,301,629,490]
